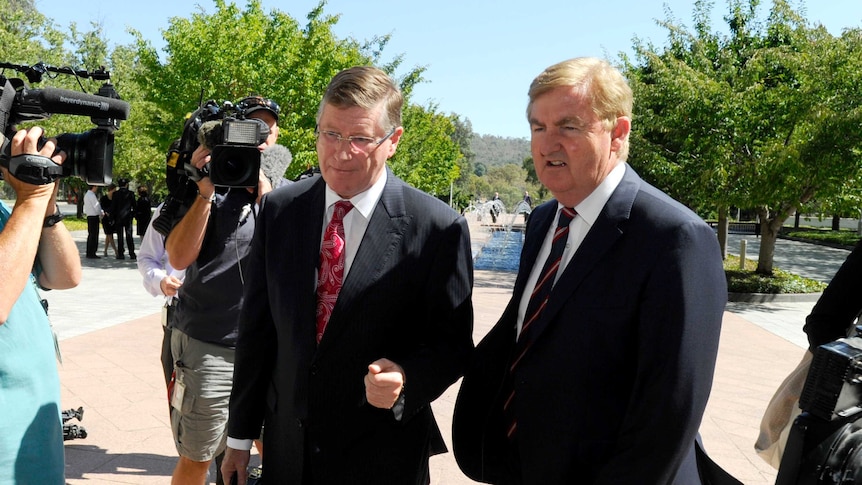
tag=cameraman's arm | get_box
[166,145,214,271]
[0,128,81,322]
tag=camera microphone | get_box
[21,86,130,120]
[260,144,293,188]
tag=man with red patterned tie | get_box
[222,66,474,485]
[452,57,727,484]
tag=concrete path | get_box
[42,213,853,484]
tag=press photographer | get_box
[0,125,82,483]
[152,96,289,237]
[0,61,130,186]
[161,95,287,484]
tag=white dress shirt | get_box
[83,189,102,217]
[516,163,626,336]
[320,170,387,279]
[137,203,185,299]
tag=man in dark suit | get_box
[111,177,136,260]
[452,57,727,484]
[222,66,474,484]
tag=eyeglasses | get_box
[237,96,281,116]
[315,126,396,153]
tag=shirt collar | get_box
[324,169,388,219]
[566,163,626,226]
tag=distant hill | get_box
[472,134,530,167]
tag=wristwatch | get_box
[43,204,65,228]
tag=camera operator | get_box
[0,126,82,484]
[165,96,281,485]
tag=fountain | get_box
[466,199,533,272]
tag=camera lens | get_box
[56,129,114,186]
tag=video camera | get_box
[152,97,272,237]
[0,61,130,186]
[776,326,862,484]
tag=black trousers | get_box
[86,216,100,257]
[116,221,135,258]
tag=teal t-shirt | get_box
[0,201,65,484]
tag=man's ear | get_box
[385,126,404,158]
[610,117,631,152]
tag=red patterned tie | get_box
[503,206,576,439]
[316,200,353,343]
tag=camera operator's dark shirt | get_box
[172,188,257,348]
[803,239,862,349]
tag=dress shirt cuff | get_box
[143,269,168,297]
[226,437,253,450]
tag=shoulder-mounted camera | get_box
[0,61,130,185]
[153,96,278,237]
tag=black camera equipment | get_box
[152,98,270,237]
[0,61,130,185]
[776,327,862,484]
[62,406,88,441]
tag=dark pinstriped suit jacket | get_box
[228,168,474,484]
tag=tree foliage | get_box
[389,103,462,196]
[129,0,454,186]
[624,0,862,274]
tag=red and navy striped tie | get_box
[503,206,576,439]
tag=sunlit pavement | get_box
[48,208,849,483]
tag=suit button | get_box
[310,365,318,376]
[296,418,304,428]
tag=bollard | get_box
[739,239,747,270]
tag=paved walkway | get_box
[43,213,852,484]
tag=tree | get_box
[389,103,462,197]
[130,0,437,183]
[624,0,862,274]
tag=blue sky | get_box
[32,0,862,139]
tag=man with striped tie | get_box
[453,57,727,484]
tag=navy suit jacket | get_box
[453,165,727,484]
[228,169,474,484]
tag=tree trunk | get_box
[794,211,800,228]
[832,214,841,231]
[756,206,794,275]
[756,217,778,274]
[717,205,728,259]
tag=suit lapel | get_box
[511,203,556,302]
[295,179,327,345]
[521,167,640,348]
[315,171,410,353]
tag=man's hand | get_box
[190,145,215,199]
[365,358,406,409]
[159,275,183,297]
[221,447,251,485]
[252,168,272,205]
[2,127,64,205]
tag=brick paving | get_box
[45,211,843,483]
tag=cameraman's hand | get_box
[190,145,215,199]
[251,169,272,205]
[2,127,65,208]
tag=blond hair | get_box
[527,57,632,159]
